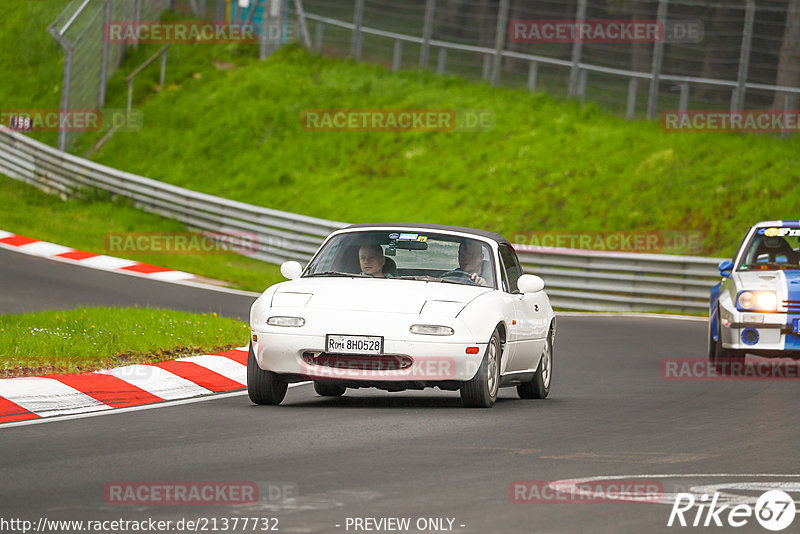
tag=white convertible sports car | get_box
[248,223,555,407]
[709,220,800,370]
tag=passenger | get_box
[358,244,390,277]
[444,240,487,286]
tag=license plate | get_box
[326,334,383,355]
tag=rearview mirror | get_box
[280,260,303,280]
[518,274,545,293]
[718,259,733,278]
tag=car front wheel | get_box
[460,328,501,408]
[247,342,288,405]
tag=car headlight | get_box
[737,290,778,312]
[267,316,306,327]
[410,324,454,336]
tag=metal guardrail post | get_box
[568,0,587,97]
[679,83,690,112]
[490,0,509,87]
[527,62,538,91]
[437,48,446,74]
[732,0,755,112]
[626,77,637,120]
[419,0,435,69]
[392,40,403,71]
[314,20,324,53]
[351,0,365,60]
[647,0,668,119]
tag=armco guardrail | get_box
[0,127,723,312]
[516,245,723,313]
[0,127,347,265]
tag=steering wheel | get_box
[441,269,477,283]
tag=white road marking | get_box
[16,241,74,257]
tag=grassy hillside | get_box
[84,45,799,258]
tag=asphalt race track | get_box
[2,248,800,534]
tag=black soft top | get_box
[344,223,511,246]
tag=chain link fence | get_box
[296,0,800,120]
[48,0,171,151]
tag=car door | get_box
[499,244,548,372]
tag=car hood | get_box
[732,270,787,291]
[270,277,492,315]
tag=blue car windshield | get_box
[738,227,800,271]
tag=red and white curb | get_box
[0,229,195,282]
[0,347,250,424]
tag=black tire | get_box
[711,314,745,375]
[460,328,501,408]
[518,326,553,399]
[247,342,288,405]
[313,382,346,397]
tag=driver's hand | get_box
[470,273,487,286]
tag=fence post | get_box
[482,53,491,80]
[134,0,142,50]
[293,0,312,49]
[419,0,435,69]
[351,0,365,60]
[160,48,168,87]
[98,0,112,107]
[578,69,588,102]
[392,39,403,71]
[437,47,447,74]
[568,0,588,97]
[490,0,509,87]
[647,0,668,119]
[732,0,755,111]
[626,77,637,120]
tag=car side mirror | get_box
[718,259,734,278]
[517,274,545,293]
[280,260,303,280]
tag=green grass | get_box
[0,306,249,377]
[83,45,800,259]
[0,174,284,292]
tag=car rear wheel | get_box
[313,382,346,397]
[247,342,288,405]
[712,314,745,375]
[460,328,501,408]
[518,326,552,399]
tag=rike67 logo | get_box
[668,490,796,531]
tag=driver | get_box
[358,244,390,277]
[444,240,487,286]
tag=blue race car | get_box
[709,220,800,370]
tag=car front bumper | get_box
[719,308,800,352]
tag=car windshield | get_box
[737,227,800,271]
[304,230,497,288]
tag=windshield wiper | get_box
[305,271,359,277]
